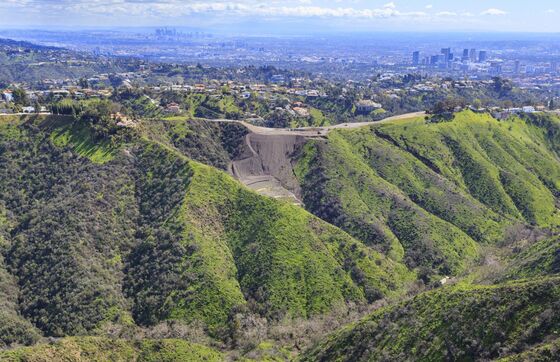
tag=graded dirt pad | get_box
[223,112,425,204]
[231,132,307,205]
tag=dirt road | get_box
[213,111,425,137]
[224,112,424,204]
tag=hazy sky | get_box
[0,0,558,33]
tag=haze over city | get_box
[0,0,559,33]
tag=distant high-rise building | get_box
[412,51,420,65]
[478,51,488,63]
[551,61,558,73]
[462,49,469,61]
[430,55,440,65]
[514,60,521,74]
[490,61,502,74]
[469,48,477,62]
[441,48,451,62]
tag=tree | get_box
[492,77,513,97]
[430,97,465,115]
[12,88,28,106]
[78,78,89,89]
[33,100,41,113]
[428,97,466,122]
[472,98,483,110]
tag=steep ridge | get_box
[302,277,560,362]
[294,128,480,274]
[132,156,413,333]
[497,338,560,361]
[0,204,41,348]
[293,111,560,276]
[0,115,413,347]
[498,235,560,282]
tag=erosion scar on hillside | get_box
[230,132,308,205]
[223,111,425,204]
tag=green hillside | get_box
[0,115,412,350]
[498,338,560,362]
[0,204,42,349]
[172,161,413,330]
[0,336,223,362]
[2,111,560,360]
[302,277,560,362]
[499,235,560,281]
[139,118,249,171]
[294,111,560,277]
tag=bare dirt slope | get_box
[231,133,308,205]
[224,112,425,203]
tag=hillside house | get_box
[165,103,181,114]
[2,90,13,103]
[293,107,310,117]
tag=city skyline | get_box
[0,1,559,34]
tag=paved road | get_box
[214,111,425,137]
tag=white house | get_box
[2,91,13,103]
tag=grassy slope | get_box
[49,122,118,164]
[0,337,223,362]
[295,111,560,276]
[498,338,560,362]
[140,118,248,170]
[499,235,560,281]
[0,115,413,343]
[295,127,479,275]
[302,277,560,362]
[373,111,560,227]
[152,158,414,332]
[0,113,120,164]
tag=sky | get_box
[0,0,558,34]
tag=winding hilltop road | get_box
[214,111,425,137]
